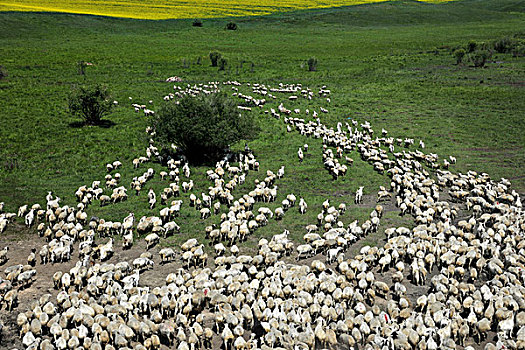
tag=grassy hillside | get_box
[0,0,523,244]
[0,0,453,19]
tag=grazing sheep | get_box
[145,233,160,250]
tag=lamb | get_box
[355,186,364,204]
[298,148,304,162]
[299,197,308,214]
[148,189,157,209]
[123,232,134,249]
[0,246,8,265]
[24,209,35,227]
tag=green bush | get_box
[512,45,525,57]
[209,51,222,67]
[152,93,259,164]
[307,57,318,71]
[225,22,238,30]
[469,50,490,68]
[192,19,203,27]
[493,36,516,53]
[467,40,477,53]
[218,57,228,71]
[68,85,113,125]
[454,49,466,65]
[0,65,7,80]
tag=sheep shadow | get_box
[68,120,116,128]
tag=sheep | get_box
[200,208,211,219]
[159,248,176,264]
[4,289,17,311]
[145,233,160,250]
[123,232,134,249]
[98,238,114,261]
[274,207,285,220]
[133,257,154,271]
[0,246,8,265]
[355,186,364,204]
[298,148,304,162]
[299,197,308,214]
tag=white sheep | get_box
[145,233,160,250]
[123,232,133,249]
[200,208,211,220]
[355,186,364,204]
[24,210,35,227]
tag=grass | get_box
[0,0,523,248]
[0,0,453,19]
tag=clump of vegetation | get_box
[0,65,7,79]
[152,93,259,164]
[225,22,238,30]
[454,49,466,65]
[307,57,318,71]
[209,51,222,67]
[218,57,228,71]
[467,40,478,53]
[469,50,491,67]
[68,85,114,126]
[77,60,93,76]
[192,19,203,27]
[512,45,525,57]
[493,36,516,53]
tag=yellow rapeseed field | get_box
[0,0,453,19]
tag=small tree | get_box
[469,50,490,67]
[467,40,477,53]
[225,22,237,30]
[0,65,7,80]
[493,36,516,53]
[218,57,228,71]
[192,19,203,27]
[68,85,113,125]
[152,93,259,164]
[210,51,222,67]
[307,57,318,71]
[512,45,525,57]
[454,49,466,65]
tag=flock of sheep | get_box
[0,80,524,350]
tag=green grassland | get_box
[0,0,524,247]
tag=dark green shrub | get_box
[454,49,466,65]
[307,57,318,71]
[209,51,222,67]
[225,22,238,30]
[192,19,203,27]
[493,36,516,53]
[68,85,113,125]
[77,60,93,76]
[467,40,477,53]
[0,65,7,80]
[218,57,228,71]
[469,50,490,67]
[152,93,259,164]
[512,45,525,57]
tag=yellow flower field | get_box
[0,0,453,20]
